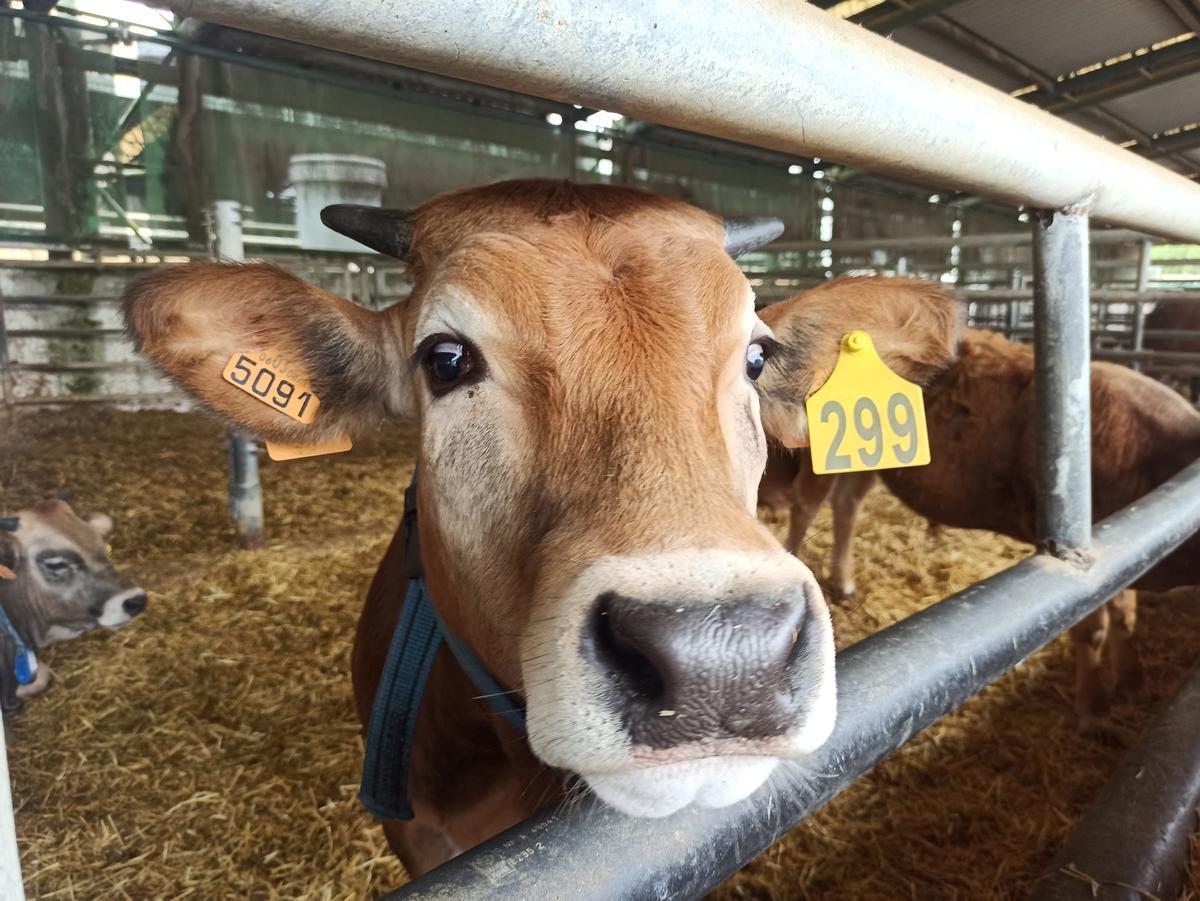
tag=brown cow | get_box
[756,276,1200,735]
[0,500,147,712]
[124,179,838,875]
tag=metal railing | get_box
[20,0,1200,897]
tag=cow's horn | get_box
[724,216,784,258]
[320,205,414,260]
[0,517,19,532]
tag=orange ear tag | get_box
[223,349,321,425]
[265,435,354,461]
[805,330,930,475]
[222,349,353,461]
[0,565,15,581]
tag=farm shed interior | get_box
[3,0,1200,898]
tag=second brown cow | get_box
[757,276,1200,735]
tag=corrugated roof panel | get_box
[1061,110,1130,143]
[1099,71,1200,135]
[938,0,1189,79]
[890,27,1025,92]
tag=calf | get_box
[0,500,147,712]
[124,179,838,875]
[756,276,1200,734]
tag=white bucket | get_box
[287,154,388,253]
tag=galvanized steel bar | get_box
[962,289,1196,304]
[0,709,25,900]
[391,458,1200,901]
[1131,239,1152,372]
[778,230,1151,253]
[164,0,1200,241]
[213,201,265,549]
[1027,659,1200,901]
[1032,210,1092,553]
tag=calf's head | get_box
[0,500,146,646]
[756,276,963,447]
[125,179,835,817]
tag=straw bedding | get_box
[2,408,1198,900]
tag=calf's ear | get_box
[756,277,963,448]
[0,533,20,577]
[124,263,411,443]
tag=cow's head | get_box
[125,179,835,817]
[0,500,147,645]
[756,276,963,447]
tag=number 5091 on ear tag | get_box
[805,331,930,475]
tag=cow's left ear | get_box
[87,513,114,539]
[125,263,413,444]
[0,533,20,577]
[756,278,963,448]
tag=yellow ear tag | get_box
[0,564,15,581]
[805,331,930,475]
[265,435,353,461]
[223,349,321,425]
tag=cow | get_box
[0,499,147,712]
[123,179,840,876]
[1143,300,1200,400]
[756,275,1200,736]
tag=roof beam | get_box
[1027,38,1200,113]
[1134,127,1200,158]
[858,0,970,33]
[1158,0,1200,34]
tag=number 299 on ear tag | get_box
[805,331,930,475]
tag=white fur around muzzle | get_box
[584,756,779,818]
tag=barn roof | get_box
[821,0,1200,180]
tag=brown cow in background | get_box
[0,500,147,712]
[757,277,1200,736]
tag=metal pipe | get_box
[1032,210,1092,553]
[961,289,1197,304]
[391,457,1200,901]
[163,0,1200,242]
[775,230,1150,254]
[0,709,25,900]
[1131,238,1152,372]
[212,201,264,549]
[1027,659,1200,901]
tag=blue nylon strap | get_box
[359,577,444,822]
[0,604,36,687]
[359,469,527,822]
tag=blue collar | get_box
[359,472,526,822]
[0,600,37,687]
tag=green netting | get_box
[0,7,1007,254]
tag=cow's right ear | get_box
[124,263,412,444]
[0,533,20,578]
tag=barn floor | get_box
[2,408,1199,900]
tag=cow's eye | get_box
[39,555,73,582]
[421,335,477,394]
[746,341,771,381]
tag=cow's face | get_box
[125,180,836,818]
[3,500,147,643]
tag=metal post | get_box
[1032,209,1092,554]
[0,709,25,900]
[1131,238,1152,372]
[212,201,264,549]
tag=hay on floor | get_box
[1,408,1198,900]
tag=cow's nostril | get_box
[587,593,666,705]
[122,592,148,616]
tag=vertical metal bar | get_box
[0,295,12,416]
[0,708,25,901]
[1032,209,1092,553]
[212,201,264,549]
[1131,238,1152,373]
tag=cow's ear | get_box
[0,533,20,576]
[124,263,412,443]
[87,513,115,539]
[756,278,963,448]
